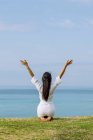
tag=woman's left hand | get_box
[20,60,28,67]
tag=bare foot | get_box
[39,116,53,122]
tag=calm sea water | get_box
[0,89,93,118]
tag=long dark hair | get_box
[42,72,52,101]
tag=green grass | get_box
[0,116,93,140]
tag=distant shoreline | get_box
[0,88,93,90]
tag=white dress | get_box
[31,76,61,117]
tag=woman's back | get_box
[31,75,62,102]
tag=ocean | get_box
[0,89,93,118]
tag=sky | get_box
[0,0,93,89]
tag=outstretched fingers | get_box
[20,60,28,66]
[67,60,73,65]
[69,60,73,64]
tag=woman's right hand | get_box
[20,60,28,67]
[66,60,73,66]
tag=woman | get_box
[20,59,73,121]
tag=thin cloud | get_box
[88,19,93,25]
[85,19,93,28]
[67,0,93,4]
[49,19,75,29]
[48,18,93,29]
[0,22,31,32]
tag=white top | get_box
[31,76,61,103]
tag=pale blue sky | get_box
[0,0,93,88]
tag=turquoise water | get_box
[0,89,93,118]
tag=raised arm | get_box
[59,60,73,78]
[20,60,34,77]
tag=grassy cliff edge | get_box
[0,116,93,140]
